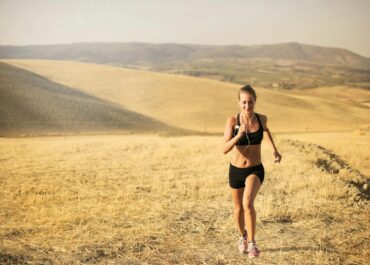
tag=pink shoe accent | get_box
[238,238,248,254]
[238,229,248,254]
[248,241,260,258]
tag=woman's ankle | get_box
[241,229,247,239]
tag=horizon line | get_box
[0,41,368,58]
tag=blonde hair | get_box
[238,84,257,101]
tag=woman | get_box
[223,84,282,259]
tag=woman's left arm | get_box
[262,115,282,163]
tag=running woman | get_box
[223,84,282,258]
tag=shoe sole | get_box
[238,248,248,254]
[248,252,260,258]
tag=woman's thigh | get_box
[243,174,261,204]
[230,187,244,208]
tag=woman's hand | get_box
[273,150,282,163]
[236,123,247,138]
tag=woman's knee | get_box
[233,204,243,214]
[243,197,255,211]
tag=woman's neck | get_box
[241,111,255,122]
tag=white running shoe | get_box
[238,229,248,254]
[247,240,260,258]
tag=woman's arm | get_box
[222,117,243,154]
[262,115,282,163]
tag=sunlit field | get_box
[2,59,369,134]
[1,2,370,264]
[1,59,369,264]
[1,134,368,264]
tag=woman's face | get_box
[239,92,256,113]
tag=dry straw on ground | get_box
[0,134,368,264]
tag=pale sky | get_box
[0,0,369,57]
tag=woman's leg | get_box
[230,187,246,236]
[243,174,261,241]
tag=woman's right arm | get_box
[223,117,243,154]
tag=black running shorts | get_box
[229,163,264,189]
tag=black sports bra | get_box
[233,112,264,145]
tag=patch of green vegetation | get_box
[148,59,370,89]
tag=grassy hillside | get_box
[2,59,369,134]
[160,57,370,90]
[0,134,368,264]
[0,62,190,137]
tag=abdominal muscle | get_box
[231,144,262,168]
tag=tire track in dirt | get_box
[284,139,369,202]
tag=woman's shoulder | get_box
[256,113,268,131]
[226,114,238,126]
[256,112,267,120]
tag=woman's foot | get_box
[247,240,260,258]
[238,229,248,254]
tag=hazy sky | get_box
[1,0,369,57]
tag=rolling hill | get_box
[0,61,191,137]
[2,59,369,135]
[1,42,370,90]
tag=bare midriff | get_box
[231,144,261,168]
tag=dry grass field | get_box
[2,59,369,133]
[0,62,189,137]
[0,133,368,264]
[0,59,369,264]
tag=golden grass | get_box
[2,59,369,134]
[0,134,368,264]
[0,59,369,264]
[0,59,239,133]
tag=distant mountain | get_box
[1,42,370,89]
[0,62,190,136]
[0,42,369,69]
